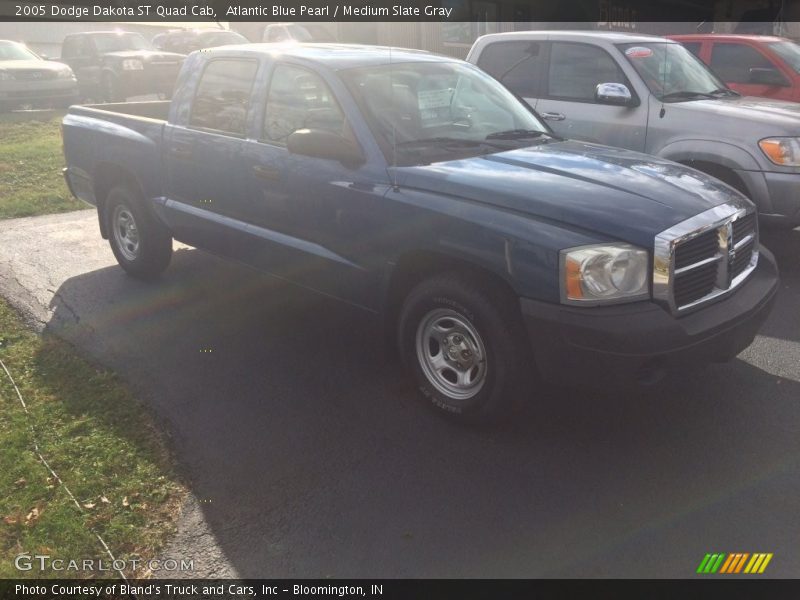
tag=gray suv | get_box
[468,31,800,227]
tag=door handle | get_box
[541,112,566,121]
[252,164,280,182]
[169,145,193,159]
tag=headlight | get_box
[57,68,75,80]
[759,137,800,166]
[121,59,144,71]
[560,243,649,305]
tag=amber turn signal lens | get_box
[565,257,584,300]
[759,139,787,165]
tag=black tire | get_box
[398,272,533,425]
[100,73,124,103]
[105,185,172,280]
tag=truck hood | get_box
[394,139,746,248]
[0,59,70,72]
[668,95,800,130]
[102,50,185,62]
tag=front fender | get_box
[657,139,762,172]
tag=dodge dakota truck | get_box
[62,44,779,423]
[468,31,800,227]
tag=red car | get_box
[669,34,800,102]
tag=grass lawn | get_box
[0,113,85,219]
[0,297,186,578]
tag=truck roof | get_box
[66,31,145,37]
[669,34,788,43]
[474,30,674,45]
[195,43,452,69]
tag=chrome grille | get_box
[674,229,718,269]
[10,69,57,81]
[654,198,758,315]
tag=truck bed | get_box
[71,100,171,121]
[62,101,171,209]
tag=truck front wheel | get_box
[398,273,532,424]
[106,186,172,280]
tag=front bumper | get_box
[63,167,95,206]
[761,171,800,226]
[0,79,79,107]
[521,247,779,387]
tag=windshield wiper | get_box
[710,87,741,97]
[396,137,517,152]
[660,90,718,101]
[396,137,486,148]
[485,129,549,140]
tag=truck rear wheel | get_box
[398,272,532,425]
[106,185,172,280]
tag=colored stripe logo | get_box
[697,553,773,574]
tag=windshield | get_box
[92,33,152,53]
[0,41,40,61]
[341,61,550,166]
[202,31,248,46]
[619,42,728,100]
[768,41,800,73]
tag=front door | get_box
[61,36,100,98]
[239,62,386,308]
[709,42,794,101]
[535,41,648,151]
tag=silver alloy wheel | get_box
[112,204,140,261]
[415,308,488,401]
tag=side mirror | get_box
[287,129,364,166]
[595,82,634,106]
[749,67,789,87]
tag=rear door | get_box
[709,41,793,100]
[535,41,648,151]
[162,57,259,254]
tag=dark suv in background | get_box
[60,31,184,102]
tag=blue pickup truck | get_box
[62,44,779,423]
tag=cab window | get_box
[710,43,778,84]
[262,64,347,144]
[475,41,543,97]
[546,42,628,102]
[190,59,258,136]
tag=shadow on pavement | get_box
[43,241,800,577]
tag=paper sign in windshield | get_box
[418,88,453,110]
[625,46,653,58]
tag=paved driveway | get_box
[0,209,798,577]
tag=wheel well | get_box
[680,160,750,197]
[93,163,144,239]
[384,250,521,348]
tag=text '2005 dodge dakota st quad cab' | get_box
[62,44,779,424]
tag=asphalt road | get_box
[0,210,798,578]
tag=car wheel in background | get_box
[100,73,124,103]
